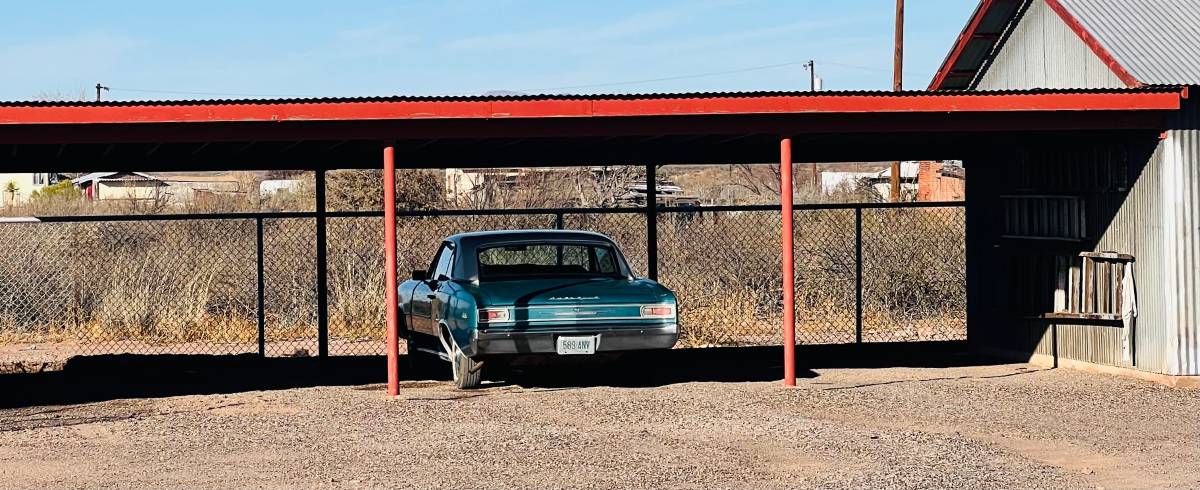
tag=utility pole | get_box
[95,83,109,102]
[889,0,904,202]
[802,60,819,193]
[804,60,816,92]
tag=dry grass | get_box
[0,207,964,350]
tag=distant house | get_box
[0,173,60,207]
[74,172,167,201]
[820,162,920,200]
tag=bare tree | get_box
[571,166,643,207]
[33,89,89,102]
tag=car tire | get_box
[450,346,483,389]
[439,327,483,389]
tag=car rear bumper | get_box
[472,323,677,355]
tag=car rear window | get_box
[477,242,622,280]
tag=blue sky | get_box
[1,1,977,101]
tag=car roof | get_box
[444,230,629,281]
[446,229,616,247]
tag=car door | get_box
[428,244,457,336]
[411,243,454,336]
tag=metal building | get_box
[932,0,1200,381]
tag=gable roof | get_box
[930,0,1200,90]
[73,172,160,185]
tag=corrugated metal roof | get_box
[1058,0,1200,85]
[74,172,159,184]
[0,87,1183,108]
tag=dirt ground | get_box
[1,349,1198,489]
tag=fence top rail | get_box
[3,201,966,224]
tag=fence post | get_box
[555,212,564,230]
[257,216,266,357]
[855,207,864,344]
[315,168,329,358]
[645,163,658,280]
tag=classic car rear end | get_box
[398,230,677,388]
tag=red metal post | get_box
[384,144,400,396]
[780,137,796,386]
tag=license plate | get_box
[556,335,597,355]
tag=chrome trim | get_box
[511,303,673,310]
[477,322,678,335]
[488,315,668,323]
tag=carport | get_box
[0,87,1184,394]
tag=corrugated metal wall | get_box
[1090,135,1169,373]
[1160,99,1200,375]
[975,0,1124,90]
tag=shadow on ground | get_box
[1,341,998,408]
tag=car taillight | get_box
[640,305,675,318]
[479,308,509,322]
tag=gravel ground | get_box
[0,340,388,373]
[1,353,1198,489]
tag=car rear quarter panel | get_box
[442,282,480,354]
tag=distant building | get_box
[445,167,699,206]
[74,172,167,201]
[0,173,59,207]
[916,162,965,202]
[820,162,919,200]
[445,168,522,202]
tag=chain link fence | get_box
[0,203,964,364]
[861,206,967,342]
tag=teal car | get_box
[399,230,678,389]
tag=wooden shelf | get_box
[1037,312,1123,322]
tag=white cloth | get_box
[1121,262,1137,363]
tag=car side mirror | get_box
[436,273,451,282]
[411,269,428,281]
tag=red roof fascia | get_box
[929,0,999,90]
[1042,0,1141,87]
[0,91,1182,126]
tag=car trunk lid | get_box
[473,277,660,325]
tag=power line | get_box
[517,61,808,93]
[822,61,931,77]
[108,86,319,98]
[103,59,936,100]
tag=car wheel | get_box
[439,328,483,389]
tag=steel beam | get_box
[0,90,1181,126]
[646,163,658,280]
[315,169,329,358]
